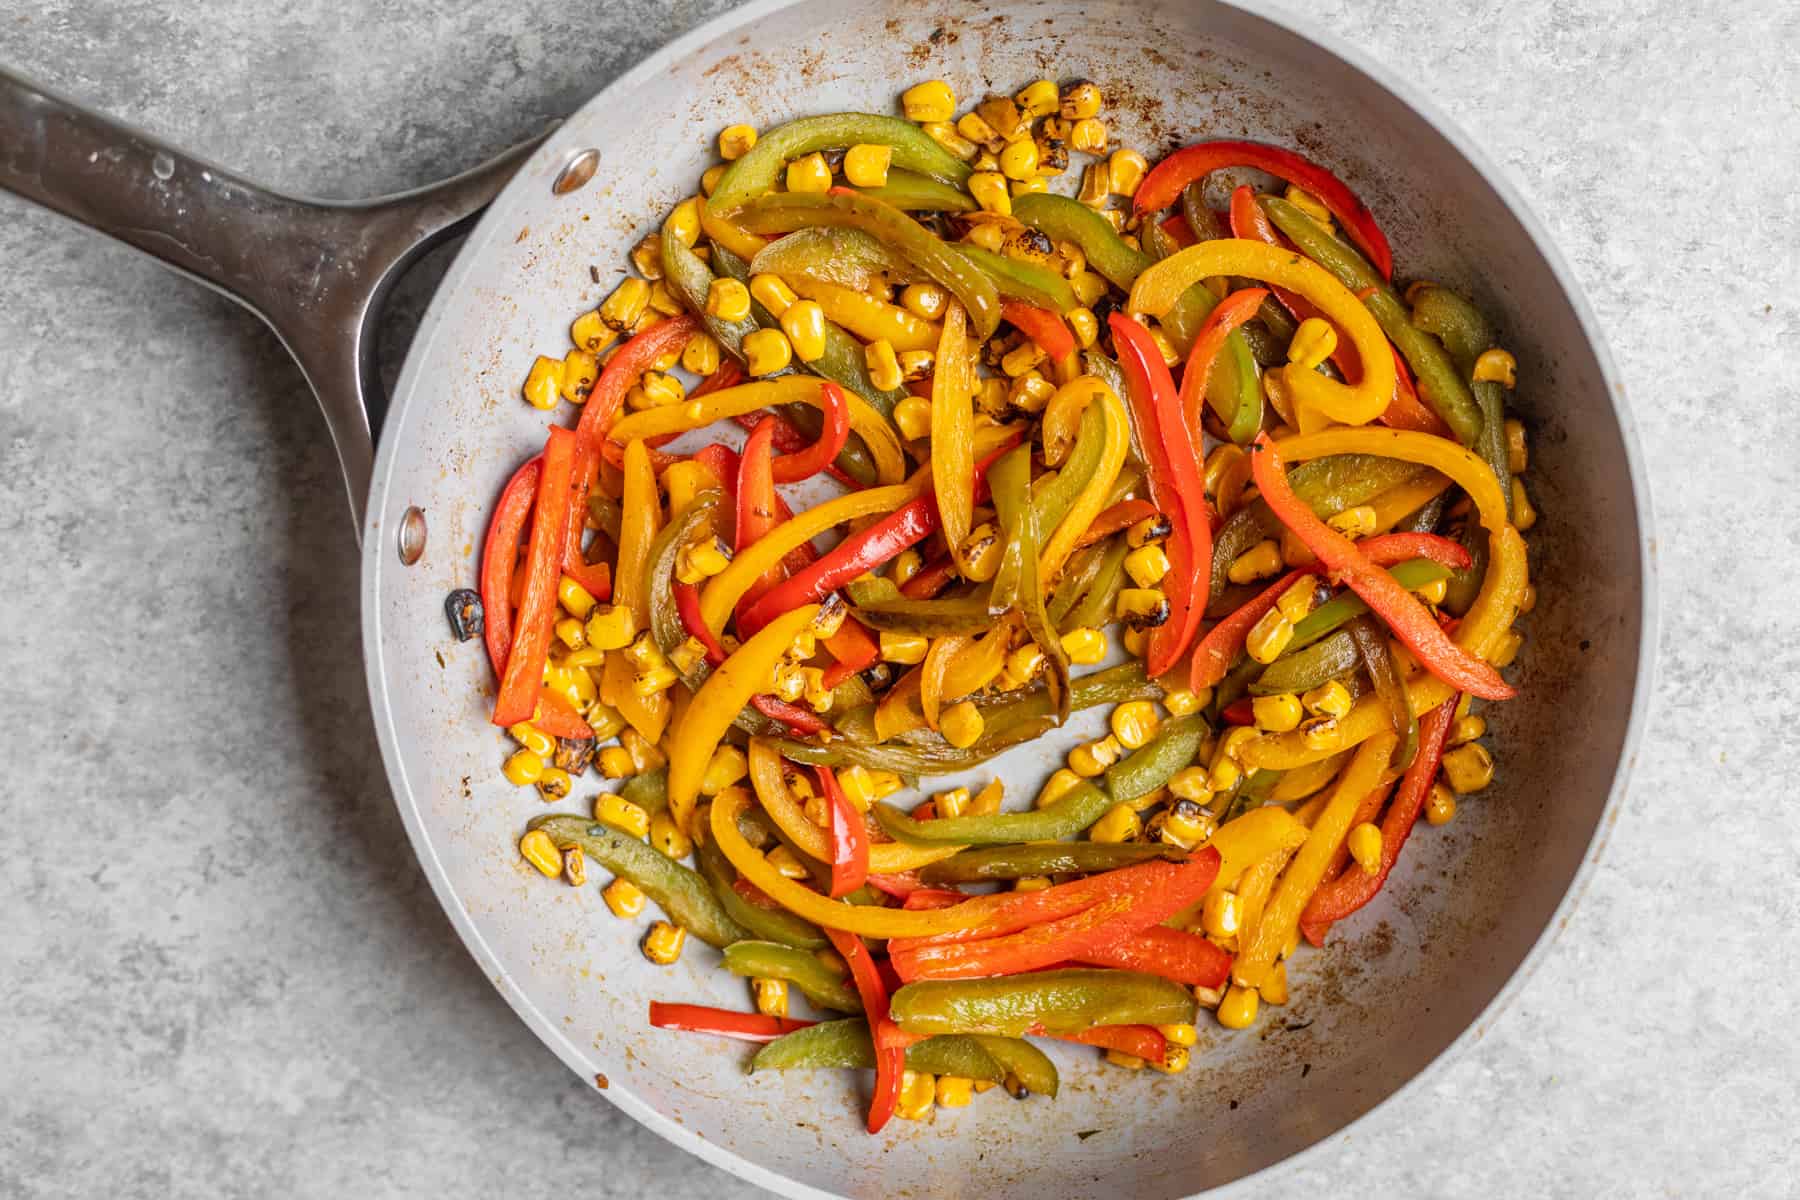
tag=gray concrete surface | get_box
[1,0,1793,1196]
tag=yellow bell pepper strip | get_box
[599,439,672,743]
[939,613,1017,701]
[790,277,940,353]
[1251,434,1515,701]
[746,738,962,873]
[1368,471,1453,533]
[710,786,998,938]
[608,377,905,488]
[699,200,768,266]
[708,112,973,216]
[1128,239,1396,429]
[919,634,972,732]
[1270,750,1351,803]
[932,301,977,573]
[1038,384,1129,583]
[1205,805,1310,892]
[1233,732,1396,988]
[667,605,819,834]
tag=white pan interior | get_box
[362,1,1650,1195]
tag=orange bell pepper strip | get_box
[479,455,539,677]
[1047,1024,1167,1062]
[492,427,575,727]
[824,927,905,1134]
[1073,498,1160,550]
[820,618,880,687]
[1073,925,1232,990]
[819,766,870,899]
[648,1002,811,1043]
[599,439,671,742]
[1001,301,1076,361]
[1179,286,1269,430]
[532,688,593,739]
[932,301,977,575]
[1251,434,1514,700]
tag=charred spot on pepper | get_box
[859,662,895,691]
[444,588,484,642]
[554,736,597,775]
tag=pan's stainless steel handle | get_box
[0,68,548,539]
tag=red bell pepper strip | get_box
[1002,301,1077,361]
[900,887,968,910]
[1073,498,1160,550]
[647,1001,812,1043]
[560,437,617,602]
[1251,435,1514,700]
[823,928,904,1134]
[1073,925,1232,989]
[574,315,698,454]
[819,766,871,899]
[898,554,958,599]
[1159,212,1197,248]
[1178,286,1270,431]
[703,438,820,575]
[1301,699,1458,944]
[770,381,849,483]
[532,688,594,739]
[1042,1024,1167,1063]
[674,580,829,735]
[734,417,787,620]
[749,695,831,735]
[1138,142,1393,280]
[865,871,925,899]
[821,618,881,687]
[691,359,745,398]
[1110,313,1212,677]
[493,427,577,727]
[1377,346,1451,436]
[479,455,540,676]
[730,409,860,489]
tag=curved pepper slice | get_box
[1135,140,1394,280]
[648,1002,811,1043]
[771,380,849,483]
[480,455,540,676]
[1001,301,1077,361]
[1180,287,1270,444]
[819,766,870,899]
[745,738,963,872]
[573,315,698,454]
[1037,384,1129,584]
[792,278,941,353]
[822,927,903,1134]
[734,417,786,623]
[708,112,972,216]
[1252,435,1514,701]
[1050,1024,1167,1062]
[1130,239,1397,428]
[492,428,575,727]
[600,439,671,743]
[1012,193,1152,290]
[872,777,1113,847]
[932,301,977,574]
[533,814,751,947]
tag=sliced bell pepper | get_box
[573,315,698,455]
[531,815,750,948]
[648,1001,811,1043]
[1347,612,1420,769]
[872,777,1114,847]
[822,927,903,1134]
[734,417,786,621]
[771,380,848,483]
[897,554,957,600]
[728,410,859,490]
[708,112,972,216]
[1135,141,1393,280]
[1012,193,1152,290]
[932,300,977,573]
[1002,301,1076,361]
[1111,313,1211,676]
[988,445,1070,721]
[852,168,979,213]
[492,428,576,728]
[694,839,829,951]
[1037,384,1129,584]
[722,941,860,1012]
[920,842,1186,883]
[1073,498,1160,550]
[1105,714,1209,804]
[791,277,941,353]
[532,689,593,740]
[745,738,963,873]
[1300,698,1457,944]
[1180,287,1270,444]
[1050,1024,1167,1062]
[750,1020,1009,1079]
[1073,925,1232,990]
[480,455,540,676]
[819,766,870,899]
[599,439,672,742]
[1191,568,1311,691]
[889,969,1196,1038]
[954,243,1079,312]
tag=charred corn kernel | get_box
[998,137,1039,182]
[1130,516,1175,548]
[1053,79,1099,120]
[956,111,1002,151]
[1068,734,1122,778]
[1216,984,1259,1030]
[1089,802,1141,843]
[1287,316,1339,370]
[1258,961,1290,1006]
[699,744,748,795]
[749,272,797,317]
[899,282,948,321]
[1299,715,1342,752]
[623,633,666,673]
[1009,370,1055,412]
[893,391,932,440]
[1105,1050,1146,1070]
[597,746,637,779]
[1066,117,1107,157]
[891,549,925,587]
[1059,308,1098,352]
[1000,340,1045,377]
[1122,543,1171,589]
[1441,742,1495,793]
[1300,680,1354,720]
[935,786,972,820]
[896,350,935,383]
[785,151,832,193]
[509,722,555,759]
[880,631,929,664]
[1245,608,1295,664]
[535,766,572,802]
[571,309,617,355]
[1075,163,1111,211]
[975,375,1011,418]
[504,749,545,786]
[811,594,848,641]
[639,370,686,408]
[771,661,806,703]
[1109,699,1161,750]
[1283,184,1331,227]
[800,667,833,714]
[940,700,985,750]
[1004,644,1045,685]
[523,355,564,410]
[743,328,793,376]
[842,142,893,188]
[1327,505,1378,538]
[580,705,622,742]
[902,79,956,123]
[718,123,757,160]
[1009,78,1056,120]
[1505,418,1528,474]
[600,277,651,332]
[629,234,664,281]
[1228,540,1283,586]
[643,920,686,965]
[896,1070,937,1121]
[1449,714,1487,747]
[926,1074,972,1109]
[968,171,1012,216]
[1511,478,1537,530]
[1216,727,1260,770]
[1251,692,1304,733]
[560,348,599,404]
[1115,587,1169,628]
[1415,575,1449,605]
[1061,626,1107,665]
[1164,688,1208,718]
[597,877,645,919]
[1425,782,1458,826]
[921,120,978,161]
[765,845,808,880]
[647,279,683,317]
[1201,889,1242,939]
[1151,1043,1191,1074]
[1474,348,1517,388]
[958,523,1003,581]
[519,829,561,876]
[1107,148,1149,197]
[551,846,584,890]
[675,536,733,586]
[583,605,636,651]
[705,276,751,323]
[1347,821,1384,873]
[700,163,726,196]
[1159,799,1216,849]
[594,792,651,840]
[1036,767,1085,810]
[779,300,828,363]
[739,977,790,1021]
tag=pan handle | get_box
[0,68,549,539]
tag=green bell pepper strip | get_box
[979,659,1162,731]
[1395,490,1450,535]
[1347,612,1420,770]
[920,842,1187,883]
[694,838,828,950]
[1031,398,1106,550]
[749,1019,1007,1081]
[1046,539,1108,629]
[1082,350,1130,414]
[1061,535,1130,632]
[621,767,668,814]
[1261,195,1482,446]
[973,1035,1059,1097]
[1285,558,1453,651]
[733,191,1001,339]
[850,594,995,636]
[873,778,1114,846]
[1179,181,1229,241]
[749,226,915,294]
[1408,284,1494,378]
[1216,766,1281,827]
[1105,713,1208,803]
[528,816,749,949]
[722,941,860,1012]
[954,244,1079,312]
[1140,215,1182,261]
[1473,379,1515,522]
[989,444,1071,722]
[1248,630,1359,697]
[1442,517,1490,616]
[1012,193,1151,290]
[889,969,1197,1038]
[853,168,977,212]
[708,113,972,215]
[777,718,1051,775]
[663,227,768,367]
[1209,651,1265,718]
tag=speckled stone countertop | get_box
[2,1,1793,1196]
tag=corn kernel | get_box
[1327,505,1378,539]
[1228,539,1284,585]
[897,348,935,381]
[1415,575,1449,606]
[1193,985,1224,1010]
[1151,1043,1191,1074]
[1424,782,1458,826]
[843,142,893,188]
[643,920,686,965]
[747,272,797,318]
[1000,340,1045,379]
[777,299,828,364]
[1068,734,1122,778]
[639,369,686,409]
[1168,766,1214,806]
[519,829,562,876]
[1511,477,1538,531]
[1153,1022,1198,1052]
[956,111,1002,151]
[1089,802,1141,843]
[1347,821,1383,873]
[880,631,929,664]
[1298,715,1342,752]
[997,137,1039,182]
[1283,184,1332,227]
[504,749,544,786]
[1107,148,1149,197]
[601,877,647,918]
[1200,888,1242,939]
[1014,876,1051,893]
[1063,271,1103,312]
[934,1075,974,1108]
[699,163,726,195]
[921,120,978,161]
[1474,348,1517,388]
[593,792,651,840]
[1061,626,1107,665]
[1301,679,1354,719]
[1074,162,1111,210]
[523,355,564,410]
[705,277,751,323]
[1008,175,1046,198]
[1158,799,1216,850]
[1119,543,1171,589]
[718,123,757,160]
[1251,692,1304,732]
[748,977,789,1019]
[535,767,572,803]
[1109,700,1161,750]
[1008,79,1055,120]
[1036,768,1085,810]
[507,723,553,762]
[582,605,635,652]
[964,779,1003,816]
[968,171,1011,216]
[600,277,651,332]
[1164,687,1209,718]
[902,79,956,123]
[743,328,793,376]
[940,700,985,749]
[645,280,683,319]
[1216,984,1259,1030]
[1448,715,1486,749]
[896,1070,936,1121]
[559,348,599,405]
[1009,369,1055,412]
[1114,587,1169,630]
[785,151,832,193]
[597,745,636,780]
[1063,306,1099,350]
[675,536,732,586]
[1287,317,1339,370]
[1003,645,1044,686]
[975,375,1010,418]
[1246,608,1295,664]
[765,845,809,880]
[1442,743,1495,793]
[571,309,617,355]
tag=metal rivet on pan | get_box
[398,506,427,565]
[552,148,600,195]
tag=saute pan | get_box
[0,1,1654,1194]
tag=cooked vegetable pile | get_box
[454,74,1535,1131]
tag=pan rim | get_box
[360,0,1657,1194]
